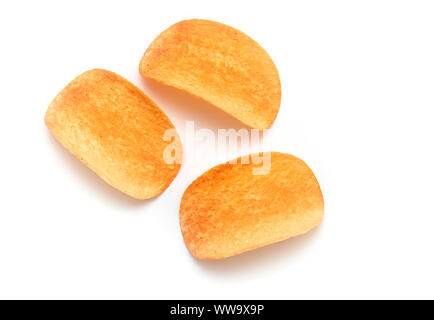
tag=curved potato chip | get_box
[45,69,182,199]
[139,19,281,129]
[180,152,323,259]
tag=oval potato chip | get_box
[139,19,281,129]
[180,152,323,259]
[45,69,182,199]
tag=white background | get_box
[0,0,433,299]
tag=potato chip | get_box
[180,152,323,259]
[139,19,281,129]
[45,69,182,199]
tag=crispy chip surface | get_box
[180,152,323,259]
[139,19,281,129]
[45,69,182,199]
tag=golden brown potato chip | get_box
[45,69,182,199]
[180,152,323,259]
[139,19,281,129]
